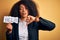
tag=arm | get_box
[37,17,55,31]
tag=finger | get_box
[27,16,30,20]
[8,30,12,34]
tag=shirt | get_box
[18,19,28,40]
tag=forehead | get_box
[20,4,26,8]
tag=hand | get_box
[26,15,39,24]
[35,16,39,22]
[6,23,12,34]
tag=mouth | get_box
[22,13,26,15]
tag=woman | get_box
[6,0,55,40]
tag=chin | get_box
[22,16,27,18]
[23,15,27,17]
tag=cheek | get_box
[25,10,29,15]
[19,10,22,16]
[19,10,22,13]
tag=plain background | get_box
[0,0,60,40]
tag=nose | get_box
[23,8,25,11]
[22,8,25,13]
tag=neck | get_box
[20,17,27,21]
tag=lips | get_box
[22,12,26,15]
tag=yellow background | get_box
[0,0,60,40]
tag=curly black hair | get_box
[9,0,39,18]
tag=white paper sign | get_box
[3,16,18,23]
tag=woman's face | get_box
[19,4,29,18]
